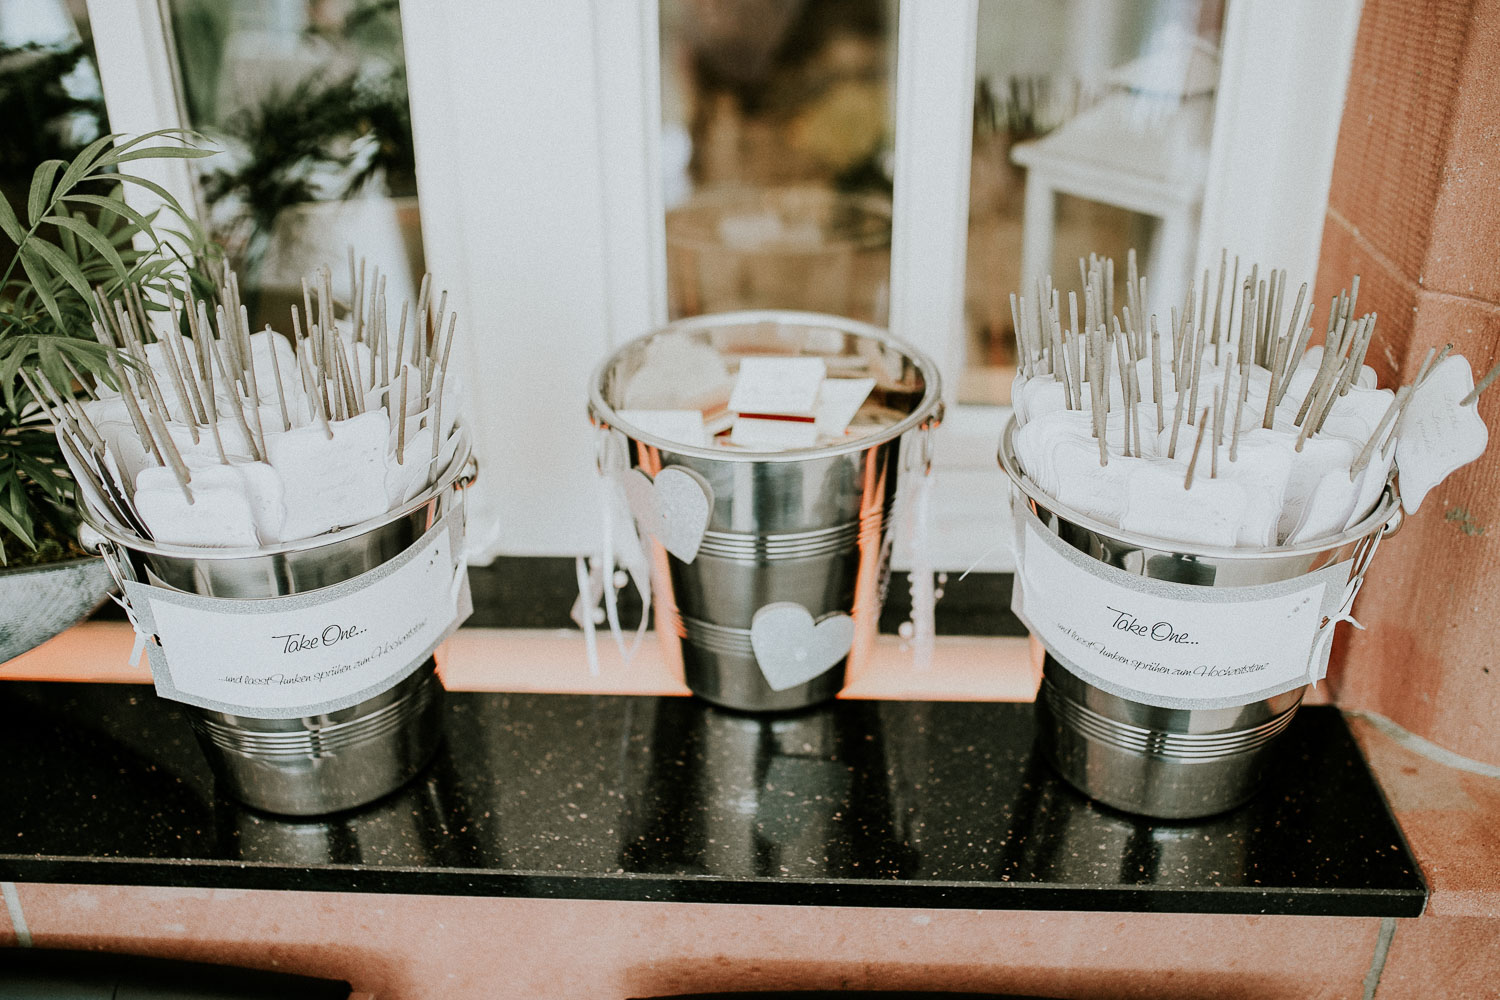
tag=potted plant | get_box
[0,132,212,662]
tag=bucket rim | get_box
[997,414,1401,561]
[588,309,943,463]
[80,432,474,562]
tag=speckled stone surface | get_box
[0,683,1424,915]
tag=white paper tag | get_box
[126,508,470,718]
[618,409,708,448]
[729,357,826,417]
[730,416,820,450]
[814,377,876,436]
[1395,355,1489,514]
[1013,503,1347,709]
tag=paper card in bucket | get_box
[1011,501,1355,711]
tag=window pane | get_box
[165,0,423,332]
[0,0,107,187]
[661,0,897,325]
[963,0,1226,403]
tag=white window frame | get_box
[84,0,1362,570]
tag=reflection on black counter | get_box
[623,700,918,880]
[0,683,1424,915]
[218,746,493,869]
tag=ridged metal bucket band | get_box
[1040,678,1299,761]
[189,675,438,758]
[696,499,891,562]
[678,615,758,656]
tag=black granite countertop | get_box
[0,683,1424,916]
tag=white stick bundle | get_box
[33,256,465,548]
[1009,250,1496,549]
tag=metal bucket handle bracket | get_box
[1305,479,1405,677]
[902,401,944,475]
[79,524,157,666]
[455,455,480,490]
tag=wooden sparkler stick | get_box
[1350,385,1412,479]
[1461,359,1500,406]
[1112,320,1132,457]
[426,289,446,386]
[1036,279,1052,376]
[349,249,363,346]
[1094,339,1109,464]
[1184,406,1210,489]
[116,305,183,455]
[386,302,403,391]
[237,305,267,451]
[206,328,264,463]
[1263,327,1291,429]
[1098,321,1114,419]
[1186,309,1207,426]
[112,354,167,472]
[1294,373,1336,452]
[1416,343,1453,385]
[93,287,125,348]
[1149,314,1164,427]
[396,366,409,465]
[1008,293,1026,378]
[1050,294,1072,409]
[60,354,98,401]
[320,266,337,348]
[148,299,199,444]
[163,292,208,425]
[1210,249,1227,363]
[190,326,230,466]
[143,405,194,503]
[183,287,209,385]
[1253,275,1268,368]
[1168,340,1189,460]
[299,351,334,440]
[1104,256,1116,322]
[1275,321,1316,408]
[370,291,384,387]
[221,272,245,378]
[1222,281,1248,432]
[1335,314,1377,398]
[263,324,291,431]
[1211,387,1224,478]
[308,324,335,423]
[300,277,318,367]
[1066,291,1083,407]
[335,338,363,417]
[1231,362,1250,461]
[430,312,457,460]
[21,369,95,455]
[1294,301,1349,426]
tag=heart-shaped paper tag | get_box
[749,602,854,691]
[1395,355,1490,515]
[622,466,713,563]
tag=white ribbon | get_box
[907,467,936,671]
[573,429,652,674]
[110,591,152,668]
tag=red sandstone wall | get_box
[1318,0,1500,764]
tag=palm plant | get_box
[0,130,214,564]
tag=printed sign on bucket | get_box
[1012,503,1351,710]
[126,510,471,719]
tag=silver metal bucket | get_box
[589,310,942,712]
[998,418,1402,818]
[83,449,475,816]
